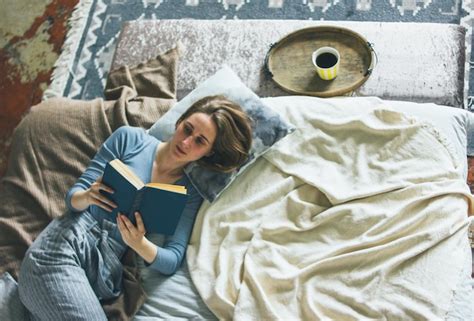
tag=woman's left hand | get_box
[117,212,147,250]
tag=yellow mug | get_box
[312,47,340,80]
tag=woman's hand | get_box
[117,212,157,263]
[117,212,147,250]
[87,177,117,212]
[71,176,117,212]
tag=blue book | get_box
[101,159,188,235]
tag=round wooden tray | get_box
[265,26,376,97]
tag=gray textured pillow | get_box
[147,65,295,202]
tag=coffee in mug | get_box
[312,47,340,80]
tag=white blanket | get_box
[187,96,473,321]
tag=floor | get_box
[0,0,78,177]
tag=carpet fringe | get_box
[42,0,94,100]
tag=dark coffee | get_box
[316,52,338,68]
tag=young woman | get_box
[18,95,253,321]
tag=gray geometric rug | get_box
[45,0,474,108]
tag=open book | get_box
[100,159,188,235]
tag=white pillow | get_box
[378,99,471,179]
[263,96,472,180]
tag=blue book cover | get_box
[101,159,188,235]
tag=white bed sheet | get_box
[133,234,216,321]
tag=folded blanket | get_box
[187,96,473,320]
[0,46,180,320]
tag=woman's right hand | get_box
[71,177,117,212]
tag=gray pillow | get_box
[147,65,295,202]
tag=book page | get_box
[146,182,187,194]
[110,159,144,189]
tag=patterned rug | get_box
[0,0,79,178]
[46,0,474,106]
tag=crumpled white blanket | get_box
[187,96,473,321]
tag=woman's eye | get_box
[196,137,204,145]
[184,125,192,135]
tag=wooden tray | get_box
[265,26,376,97]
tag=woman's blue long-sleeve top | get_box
[65,126,203,275]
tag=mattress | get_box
[112,19,466,107]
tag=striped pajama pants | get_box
[19,211,126,321]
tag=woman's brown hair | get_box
[176,95,253,172]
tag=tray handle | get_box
[263,42,277,78]
[365,42,378,77]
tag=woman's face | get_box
[170,112,217,163]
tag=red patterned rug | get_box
[0,0,78,178]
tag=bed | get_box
[1,19,473,321]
